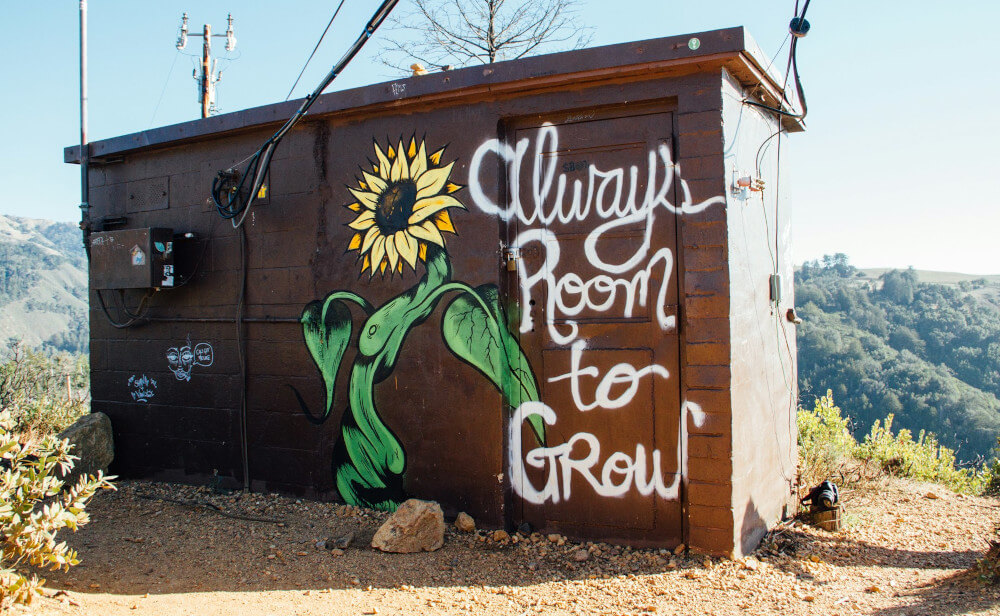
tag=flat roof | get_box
[65,26,802,164]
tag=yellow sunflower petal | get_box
[348,233,362,251]
[374,142,391,177]
[380,260,388,274]
[358,181,367,191]
[348,187,378,210]
[408,138,417,159]
[360,226,381,253]
[419,243,427,261]
[385,234,400,272]
[395,231,419,269]
[370,235,386,276]
[410,141,428,180]
[347,202,362,212]
[390,140,409,181]
[407,220,445,247]
[409,194,465,224]
[363,254,370,273]
[429,148,444,165]
[348,210,376,230]
[415,162,455,199]
[435,210,457,234]
[362,171,387,193]
[446,182,462,193]
[387,144,395,159]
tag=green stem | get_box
[333,247,452,510]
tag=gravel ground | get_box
[14,477,1000,616]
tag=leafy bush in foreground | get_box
[0,411,114,608]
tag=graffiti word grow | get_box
[508,402,680,505]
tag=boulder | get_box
[371,499,444,553]
[57,412,114,484]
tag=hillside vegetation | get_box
[0,215,88,354]
[796,254,1000,462]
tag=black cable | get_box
[286,0,348,101]
[136,493,283,524]
[211,0,401,228]
[743,0,812,121]
[96,289,153,329]
[236,225,250,492]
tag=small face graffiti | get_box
[166,337,213,381]
[166,345,194,381]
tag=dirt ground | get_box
[14,477,1000,616]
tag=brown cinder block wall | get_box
[69,27,801,555]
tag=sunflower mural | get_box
[345,139,463,277]
[295,137,545,512]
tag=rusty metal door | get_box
[504,109,683,545]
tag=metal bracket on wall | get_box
[769,274,781,303]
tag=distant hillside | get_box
[796,255,1000,463]
[857,268,1000,285]
[0,215,88,354]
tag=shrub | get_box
[855,414,992,495]
[797,391,857,487]
[0,410,114,608]
[0,343,89,435]
[797,391,998,496]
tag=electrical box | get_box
[89,228,176,290]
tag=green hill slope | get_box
[0,215,88,354]
[796,255,1000,462]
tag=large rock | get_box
[57,412,114,484]
[371,499,445,553]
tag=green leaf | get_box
[301,293,355,418]
[441,284,544,444]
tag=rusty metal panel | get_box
[90,227,175,290]
[503,110,683,545]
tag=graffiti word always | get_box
[166,337,214,382]
[470,124,722,343]
[469,123,724,272]
[548,340,669,411]
[127,374,157,402]
[509,402,679,505]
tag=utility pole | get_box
[176,13,236,118]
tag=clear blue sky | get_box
[2,1,997,273]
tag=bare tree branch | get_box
[374,0,593,73]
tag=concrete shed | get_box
[66,26,802,556]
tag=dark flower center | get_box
[375,180,417,234]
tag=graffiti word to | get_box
[548,340,669,411]
[127,374,157,402]
[509,402,679,504]
[166,336,214,382]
